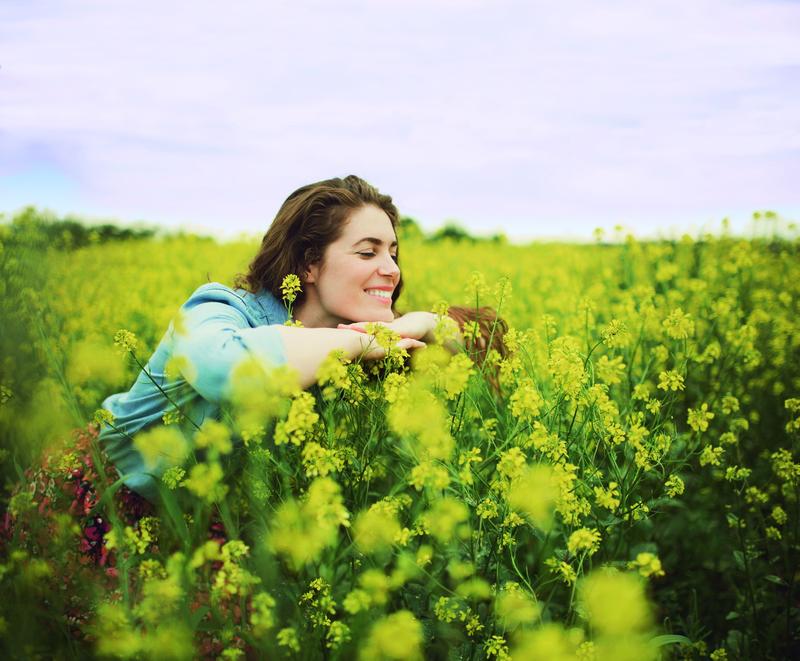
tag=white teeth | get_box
[365,289,392,299]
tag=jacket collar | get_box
[249,288,289,326]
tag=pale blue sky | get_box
[1,0,799,239]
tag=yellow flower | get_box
[274,391,319,446]
[280,273,302,303]
[484,634,511,660]
[194,419,232,455]
[388,387,454,460]
[189,540,222,569]
[510,378,544,420]
[476,498,499,520]
[133,425,190,471]
[162,466,186,490]
[628,552,665,578]
[182,461,228,502]
[721,395,740,415]
[567,528,602,556]
[360,610,423,661]
[495,582,541,629]
[113,328,138,353]
[211,541,260,604]
[688,403,715,432]
[595,355,626,386]
[277,627,300,652]
[496,447,527,481]
[326,621,351,650]
[699,445,724,467]
[434,596,461,623]
[93,408,115,427]
[316,349,352,400]
[421,497,469,543]
[601,319,629,348]
[507,464,558,531]
[408,460,450,491]
[665,474,685,497]
[441,353,474,400]
[354,507,402,554]
[548,336,587,399]
[268,477,349,570]
[594,482,621,511]
[511,623,579,661]
[772,505,788,525]
[343,589,372,614]
[382,372,408,404]
[227,359,300,431]
[657,370,685,392]
[301,441,344,478]
[579,569,651,635]
[662,308,694,340]
[456,578,491,600]
[545,557,578,585]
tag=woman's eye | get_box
[358,251,398,261]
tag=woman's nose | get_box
[378,254,400,278]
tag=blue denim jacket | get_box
[98,283,288,501]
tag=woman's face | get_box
[299,204,400,327]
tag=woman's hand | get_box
[356,332,427,361]
[338,311,438,342]
[275,326,426,389]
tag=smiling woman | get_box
[92,175,506,504]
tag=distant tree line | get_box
[398,216,508,244]
[1,208,508,250]
[0,206,157,251]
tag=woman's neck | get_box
[293,298,344,329]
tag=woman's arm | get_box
[273,325,425,389]
[173,299,425,400]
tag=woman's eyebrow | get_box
[352,237,398,248]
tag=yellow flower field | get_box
[1,209,798,660]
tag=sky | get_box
[1,0,799,241]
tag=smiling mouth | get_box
[365,288,393,304]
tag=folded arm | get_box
[172,301,425,398]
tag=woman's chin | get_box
[350,307,394,323]
[375,308,395,323]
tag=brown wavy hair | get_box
[238,175,507,369]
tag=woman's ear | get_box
[304,263,318,285]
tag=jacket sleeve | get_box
[171,299,287,404]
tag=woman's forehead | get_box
[340,205,396,244]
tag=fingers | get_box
[362,337,426,361]
[338,322,388,333]
[398,338,426,350]
[339,323,368,334]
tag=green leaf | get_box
[190,605,210,628]
[650,634,693,647]
[764,574,787,586]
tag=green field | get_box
[1,209,798,660]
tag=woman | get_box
[6,176,505,560]
[98,175,505,504]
